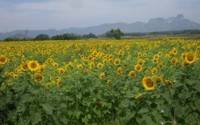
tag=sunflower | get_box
[171,58,179,65]
[137,59,145,65]
[151,68,157,75]
[128,70,136,77]
[97,63,104,69]
[103,59,107,64]
[185,52,196,64]
[135,94,143,100]
[134,64,142,72]
[107,79,112,85]
[181,52,187,60]
[45,83,51,88]
[182,60,190,67]
[155,76,163,84]
[77,64,83,69]
[158,52,162,57]
[57,77,62,86]
[165,80,173,86]
[53,62,59,68]
[171,48,178,55]
[39,64,45,72]
[27,60,40,71]
[0,55,7,65]
[89,62,95,69]
[117,67,123,75]
[99,72,105,79]
[114,58,121,66]
[142,76,155,91]
[157,63,164,69]
[34,74,44,83]
[59,68,66,74]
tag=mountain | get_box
[1,14,200,40]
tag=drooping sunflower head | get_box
[171,48,178,55]
[117,67,123,75]
[34,74,44,83]
[99,72,105,79]
[182,60,190,67]
[89,62,95,69]
[165,80,173,86]
[114,58,121,66]
[142,76,155,91]
[59,68,66,74]
[0,55,7,65]
[28,60,40,71]
[107,79,112,85]
[77,64,84,69]
[185,52,196,64]
[134,64,142,72]
[135,94,143,100]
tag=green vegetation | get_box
[105,29,124,40]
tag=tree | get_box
[35,34,49,40]
[105,28,124,40]
[82,33,97,39]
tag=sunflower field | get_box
[0,39,200,125]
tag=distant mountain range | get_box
[1,14,200,40]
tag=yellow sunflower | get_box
[27,60,40,71]
[99,72,105,79]
[142,76,155,91]
[151,68,158,75]
[89,62,95,69]
[185,52,196,64]
[128,70,136,77]
[107,79,112,85]
[0,55,7,65]
[58,68,66,74]
[34,74,44,83]
[114,58,121,66]
[97,63,104,69]
[134,64,142,72]
[135,94,143,100]
[165,80,173,86]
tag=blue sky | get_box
[0,0,200,32]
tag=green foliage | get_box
[51,33,81,40]
[34,34,49,40]
[82,33,97,39]
[105,29,124,40]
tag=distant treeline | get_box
[2,29,200,41]
[125,29,200,36]
[2,33,97,41]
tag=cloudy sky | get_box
[0,0,200,32]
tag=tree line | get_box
[2,29,200,41]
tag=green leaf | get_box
[31,112,41,125]
[119,99,129,108]
[17,104,26,113]
[185,79,195,85]
[87,114,91,119]
[41,103,53,115]
[175,106,186,118]
[194,99,200,112]
[138,108,149,114]
[185,113,198,125]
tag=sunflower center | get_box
[146,79,154,87]
[187,55,194,61]
[0,57,6,62]
[31,62,37,69]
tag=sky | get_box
[0,0,200,32]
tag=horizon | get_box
[0,0,200,33]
